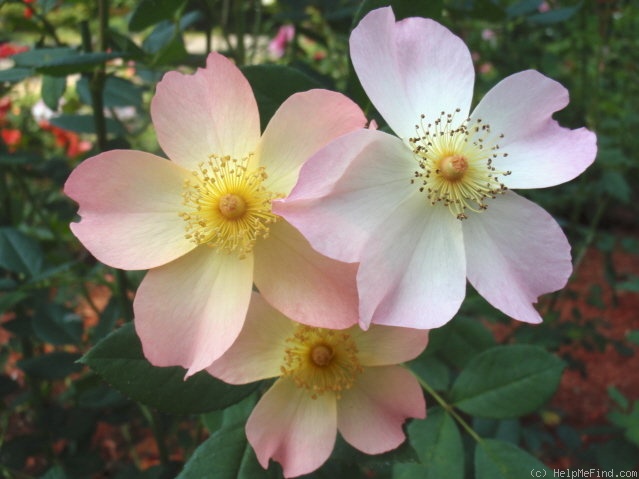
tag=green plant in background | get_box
[0,0,637,478]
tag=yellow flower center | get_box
[280,325,363,399]
[408,109,511,220]
[179,154,282,258]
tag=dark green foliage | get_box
[81,323,260,414]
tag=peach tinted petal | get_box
[338,366,425,454]
[206,293,295,384]
[134,247,254,376]
[151,52,260,171]
[257,89,366,195]
[64,150,195,270]
[247,378,337,478]
[470,70,596,189]
[359,198,466,329]
[275,129,414,263]
[350,7,474,139]
[254,220,358,330]
[349,325,429,367]
[463,192,572,324]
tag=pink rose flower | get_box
[64,52,367,375]
[207,293,428,477]
[276,7,597,330]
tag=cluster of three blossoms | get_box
[64,7,596,478]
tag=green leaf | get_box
[618,277,639,293]
[609,402,639,447]
[394,407,464,479]
[0,227,44,278]
[49,114,125,136]
[0,67,33,83]
[92,296,120,342]
[0,291,29,315]
[18,352,83,380]
[627,330,639,345]
[41,75,66,110]
[141,12,199,65]
[475,439,551,479]
[506,0,542,18]
[450,345,564,419]
[12,48,125,76]
[129,0,188,32]
[407,354,450,391]
[527,4,582,24]
[39,465,69,479]
[601,170,631,203]
[177,397,276,479]
[242,65,323,130]
[594,436,639,471]
[608,386,630,410]
[0,152,42,166]
[429,316,495,369]
[12,47,76,67]
[77,76,143,109]
[32,303,83,345]
[81,323,259,414]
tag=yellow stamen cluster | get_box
[280,325,363,399]
[408,109,511,220]
[179,154,282,258]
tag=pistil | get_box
[408,110,511,219]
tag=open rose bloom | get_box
[277,7,597,330]
[64,52,367,375]
[207,293,428,478]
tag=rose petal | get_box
[151,52,260,171]
[359,198,466,329]
[350,325,429,367]
[258,89,366,195]
[275,129,415,263]
[470,70,596,189]
[350,7,474,139]
[338,366,425,454]
[64,150,195,270]
[247,378,337,478]
[206,293,295,384]
[254,221,358,330]
[134,247,254,376]
[463,192,572,323]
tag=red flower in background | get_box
[0,97,12,122]
[39,121,92,158]
[1,128,22,152]
[0,43,28,58]
[23,0,35,19]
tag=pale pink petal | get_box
[206,293,295,384]
[134,247,254,376]
[151,52,260,171]
[254,220,358,330]
[349,325,429,367]
[338,366,425,454]
[350,7,474,140]
[64,150,195,270]
[275,129,415,263]
[257,89,366,195]
[247,378,337,478]
[470,70,596,188]
[359,199,466,329]
[463,192,572,323]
